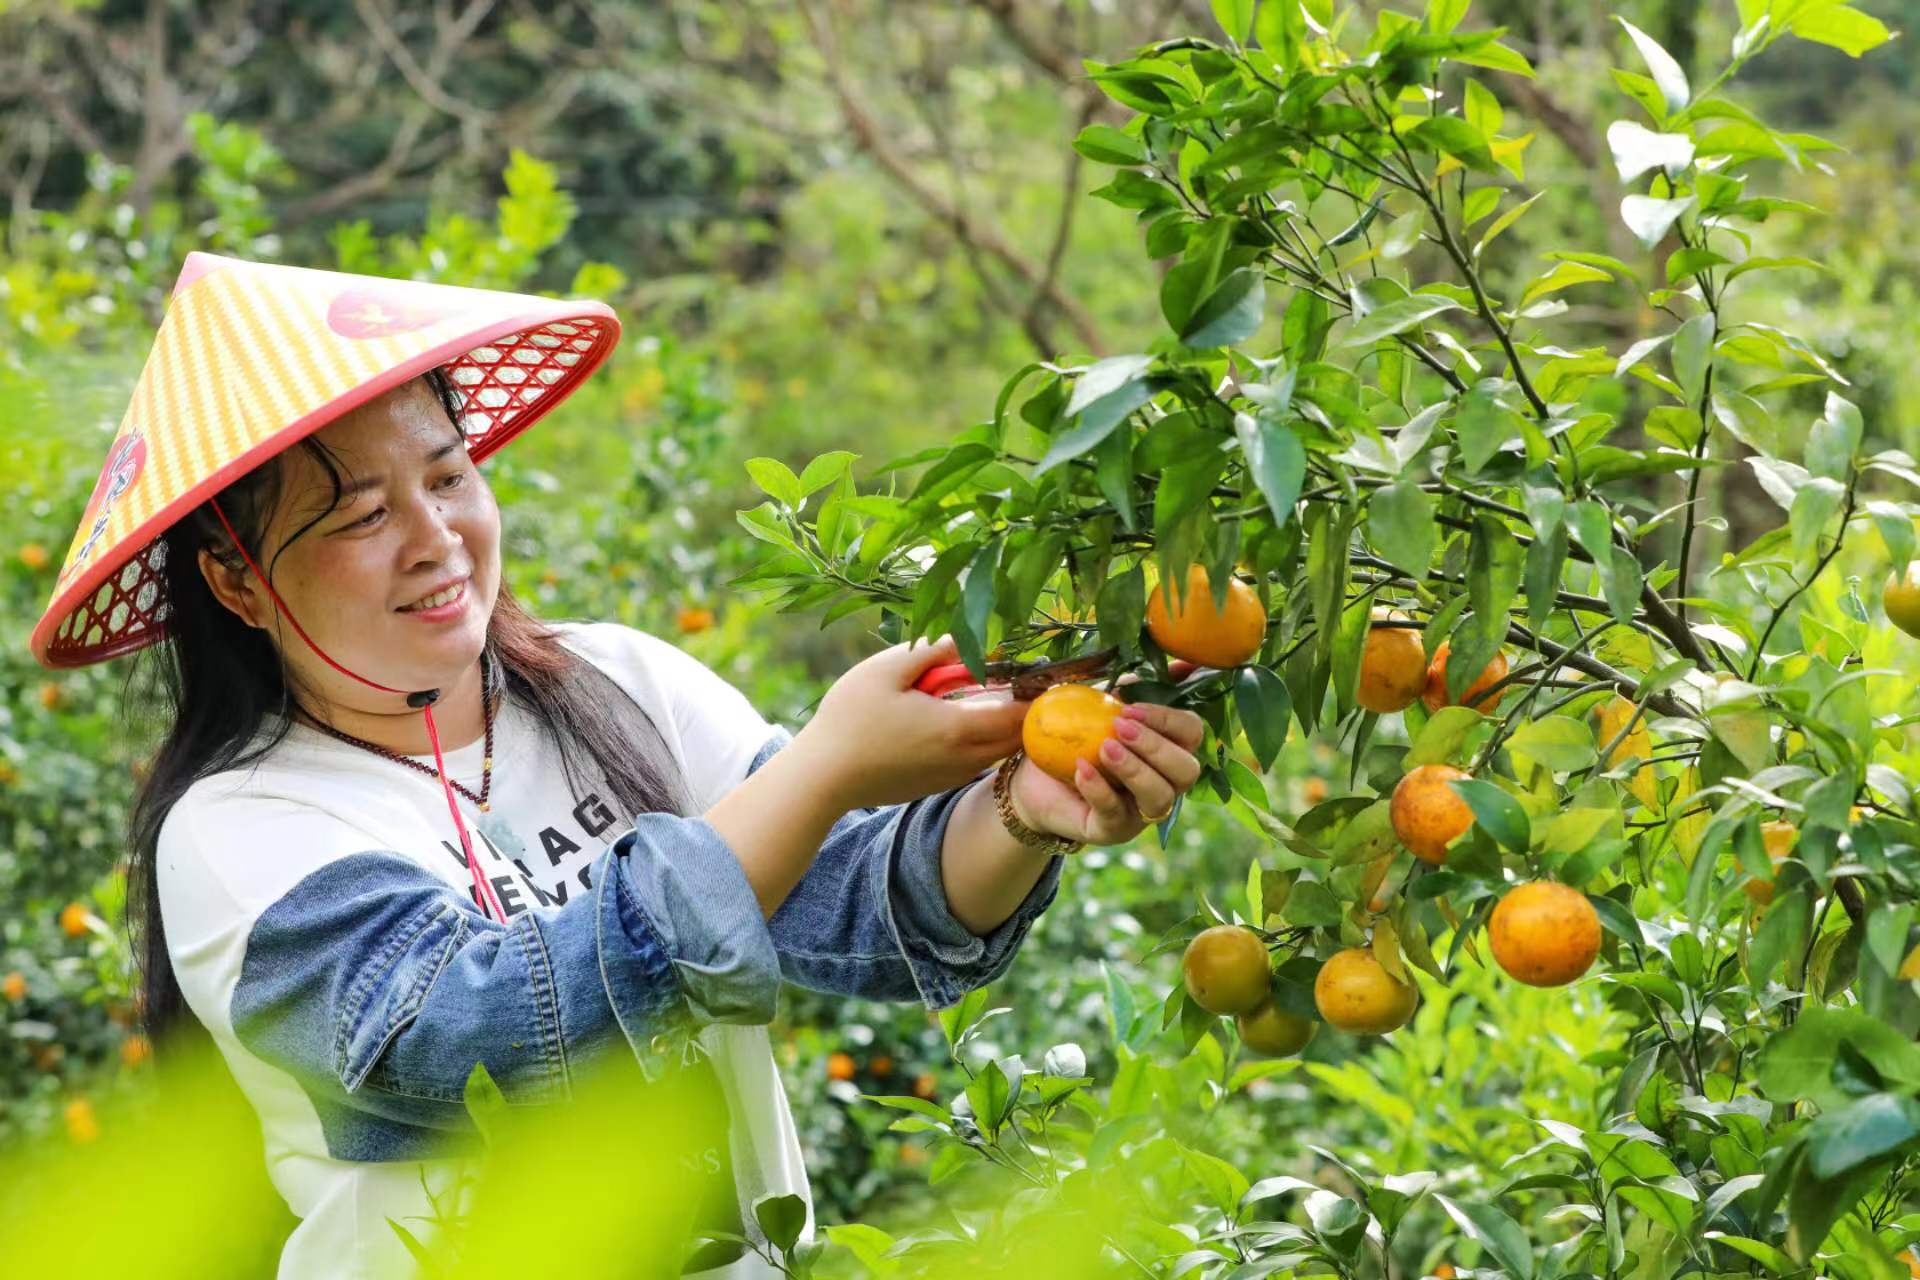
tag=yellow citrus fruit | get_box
[1421,643,1508,714]
[677,605,715,634]
[1,972,24,1002]
[826,1051,856,1082]
[1235,999,1317,1057]
[1898,944,1920,982]
[1886,563,1920,638]
[1594,694,1659,807]
[1182,924,1272,1016]
[1314,948,1418,1035]
[38,682,61,711]
[1145,563,1267,668]
[120,1035,151,1069]
[58,902,90,939]
[1390,764,1475,866]
[1488,882,1602,987]
[1357,610,1428,713]
[63,1098,98,1143]
[19,544,48,571]
[1742,821,1799,907]
[1022,681,1126,785]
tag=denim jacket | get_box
[202,724,1062,1146]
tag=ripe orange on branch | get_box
[1741,821,1800,907]
[1488,882,1601,987]
[1356,609,1427,713]
[1390,764,1475,866]
[1145,563,1267,669]
[1182,924,1272,1015]
[1022,681,1127,784]
[1886,562,1920,638]
[1314,948,1418,1035]
[1421,643,1507,714]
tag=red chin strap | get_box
[208,498,507,923]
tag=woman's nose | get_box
[403,494,463,565]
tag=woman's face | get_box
[201,376,501,714]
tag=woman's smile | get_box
[397,577,471,620]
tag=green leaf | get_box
[1073,123,1145,166]
[1524,522,1569,632]
[1806,392,1862,481]
[1368,480,1435,573]
[1450,778,1530,852]
[1506,716,1598,774]
[1672,313,1716,405]
[1474,191,1543,255]
[1340,295,1464,347]
[1183,268,1267,348]
[1607,120,1695,181]
[1235,666,1293,772]
[1437,1197,1535,1280]
[745,457,804,508]
[955,538,1002,676]
[1614,17,1690,115]
[1405,706,1483,768]
[1789,4,1893,57]
[1235,409,1306,529]
[1405,116,1495,171]
[1520,259,1613,309]
[1790,477,1845,560]
[1807,1093,1920,1181]
[1209,0,1254,43]
[1454,387,1523,472]
[965,1060,1015,1132]
[1759,1008,1920,1111]
[1468,516,1522,629]
[1621,194,1694,248]
[754,1194,809,1254]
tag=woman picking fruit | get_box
[24,253,1206,1279]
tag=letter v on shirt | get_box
[156,621,1065,1280]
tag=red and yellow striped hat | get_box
[29,251,620,668]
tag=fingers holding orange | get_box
[1022,683,1127,784]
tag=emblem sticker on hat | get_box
[327,286,465,340]
[63,430,148,588]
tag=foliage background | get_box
[1,0,1916,1274]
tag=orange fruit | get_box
[120,1035,151,1068]
[1145,563,1267,668]
[18,544,48,570]
[1314,947,1418,1035]
[1421,643,1508,714]
[1390,764,1475,865]
[1022,681,1127,784]
[869,1054,894,1077]
[1898,944,1920,982]
[1235,999,1317,1057]
[911,1072,939,1101]
[1182,925,1272,1015]
[1356,610,1428,713]
[0,759,15,786]
[1488,882,1601,987]
[63,1098,98,1143]
[38,682,61,711]
[1594,694,1659,807]
[1887,563,1920,638]
[1434,1266,1458,1280]
[1742,821,1799,907]
[58,902,90,939]
[826,1051,857,1081]
[1,972,24,1002]
[677,605,715,634]
[29,1043,64,1072]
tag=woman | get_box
[28,253,1204,1278]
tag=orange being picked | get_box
[1741,820,1799,907]
[1145,563,1267,669]
[1886,562,1920,639]
[1390,764,1475,865]
[1235,999,1317,1057]
[1421,642,1508,714]
[1182,924,1272,1015]
[1022,681,1127,784]
[1488,882,1601,987]
[1357,609,1427,713]
[1314,947,1418,1035]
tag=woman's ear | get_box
[196,547,265,630]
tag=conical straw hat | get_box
[30,251,620,668]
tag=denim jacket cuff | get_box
[612,814,781,1026]
[880,772,1064,1010]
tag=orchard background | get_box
[5,1,1920,1276]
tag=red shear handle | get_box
[914,663,983,699]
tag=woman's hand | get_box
[794,634,1029,810]
[1008,695,1206,848]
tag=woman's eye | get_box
[347,508,384,530]
[437,472,465,491]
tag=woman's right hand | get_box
[792,634,1030,810]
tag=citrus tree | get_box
[730,0,1920,1272]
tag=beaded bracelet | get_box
[991,750,1083,857]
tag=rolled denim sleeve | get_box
[227,830,777,1144]
[750,727,1063,1009]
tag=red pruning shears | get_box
[914,646,1197,700]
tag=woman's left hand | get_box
[1007,698,1207,848]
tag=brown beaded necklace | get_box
[301,651,501,812]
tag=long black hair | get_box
[126,368,691,1047]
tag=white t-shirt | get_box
[158,622,807,1279]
